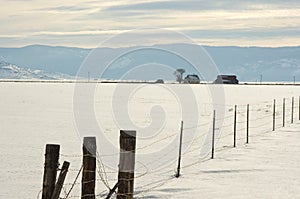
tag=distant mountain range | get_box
[0,44,299,81]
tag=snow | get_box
[140,125,300,198]
[0,82,299,198]
[0,61,74,80]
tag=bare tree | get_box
[174,68,186,83]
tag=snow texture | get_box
[0,83,299,198]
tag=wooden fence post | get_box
[175,121,184,178]
[233,105,237,147]
[82,137,97,199]
[299,96,300,121]
[283,98,285,127]
[42,144,60,199]
[211,110,216,159]
[273,99,276,131]
[51,161,70,199]
[117,130,136,199]
[246,104,249,144]
[291,97,294,124]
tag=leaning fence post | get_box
[246,104,249,144]
[117,130,136,199]
[273,99,276,131]
[211,110,216,159]
[233,105,237,147]
[42,144,60,199]
[51,161,70,199]
[291,97,294,124]
[283,98,285,127]
[82,137,97,199]
[175,121,184,178]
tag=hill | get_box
[0,61,73,80]
[0,44,299,81]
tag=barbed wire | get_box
[250,120,272,129]
[96,152,111,190]
[183,121,211,130]
[55,96,300,199]
[36,189,42,199]
[215,114,234,122]
[136,132,178,151]
[63,165,83,199]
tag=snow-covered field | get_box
[0,82,299,198]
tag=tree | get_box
[174,68,185,83]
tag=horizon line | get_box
[0,43,300,49]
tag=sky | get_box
[0,0,299,48]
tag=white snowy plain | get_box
[0,82,299,199]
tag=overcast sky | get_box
[0,0,299,47]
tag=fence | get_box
[40,96,300,199]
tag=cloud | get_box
[0,0,299,47]
[184,27,300,39]
[79,7,300,34]
[103,0,299,12]
[35,5,92,12]
[103,1,241,12]
[0,34,25,39]
[31,30,125,36]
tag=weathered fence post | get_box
[233,105,237,147]
[283,98,286,127]
[273,99,276,131]
[82,137,97,199]
[42,144,60,199]
[211,110,216,159]
[117,130,136,199]
[246,104,249,144]
[51,161,70,199]
[175,121,184,178]
[291,97,294,124]
[299,96,300,121]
